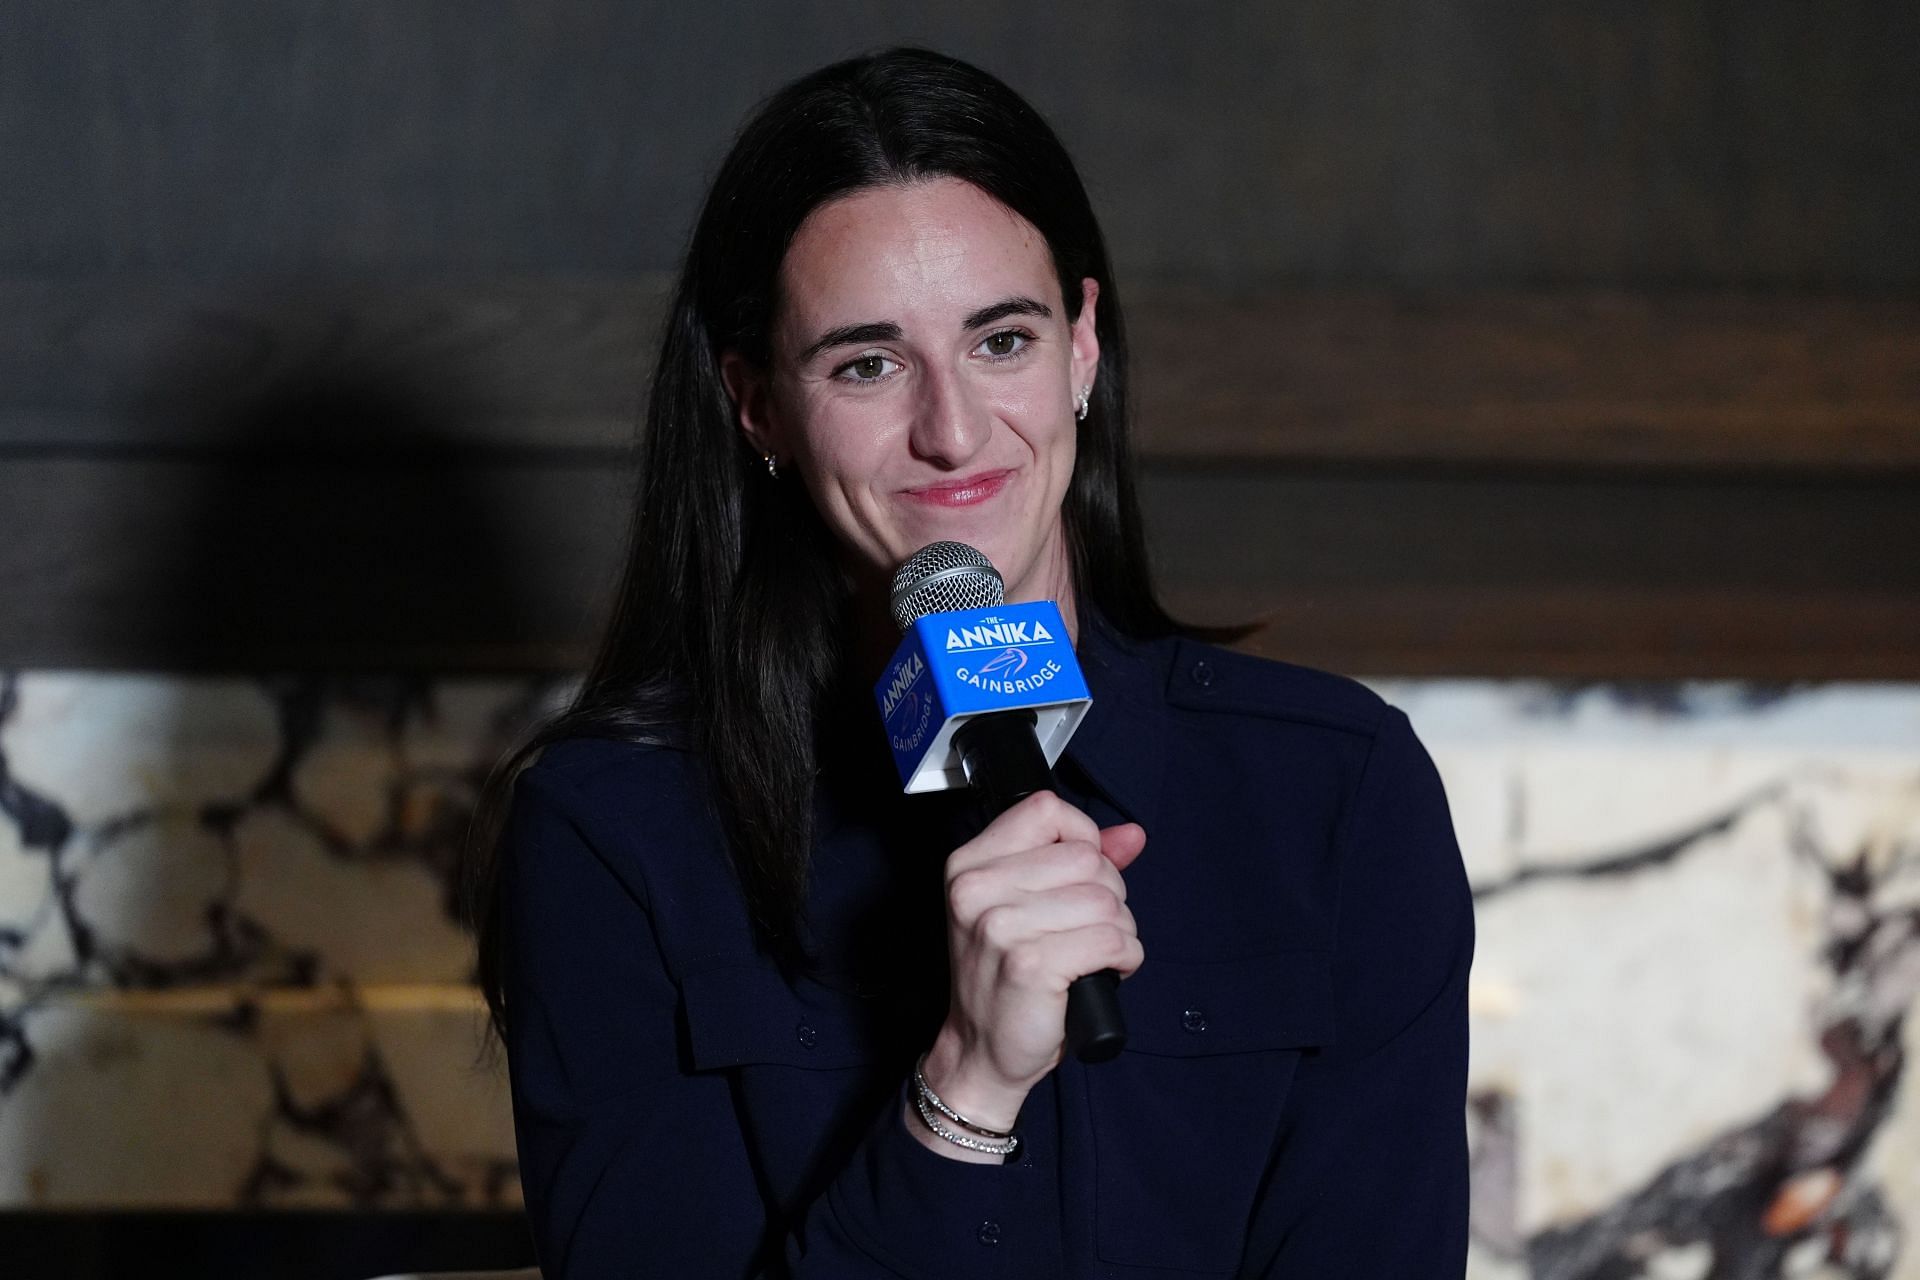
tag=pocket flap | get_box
[1113,948,1335,1057]
[680,963,884,1071]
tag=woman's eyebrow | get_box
[798,321,903,364]
[962,295,1052,330]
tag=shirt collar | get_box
[1058,605,1173,836]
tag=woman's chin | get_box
[885,513,998,561]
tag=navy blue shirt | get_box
[500,611,1474,1277]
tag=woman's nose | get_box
[906,364,990,468]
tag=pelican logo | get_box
[955,655,1066,696]
[888,689,934,752]
[976,646,1029,679]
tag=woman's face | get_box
[723,176,1100,619]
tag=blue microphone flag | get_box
[873,599,1092,792]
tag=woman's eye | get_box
[838,353,899,382]
[980,329,1030,359]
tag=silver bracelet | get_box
[911,1052,1020,1156]
[912,1051,1016,1138]
[913,1089,1020,1157]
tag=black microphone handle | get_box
[951,710,1127,1064]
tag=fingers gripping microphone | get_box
[878,541,1126,1064]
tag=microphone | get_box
[876,540,1126,1063]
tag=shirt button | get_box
[1181,1008,1209,1033]
[795,1021,818,1049]
[1190,660,1214,688]
[976,1220,1001,1246]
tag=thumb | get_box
[1099,822,1147,872]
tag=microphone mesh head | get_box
[889,541,1005,629]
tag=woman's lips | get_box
[902,469,1012,508]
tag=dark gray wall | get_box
[9,2,1917,285]
[5,2,1918,677]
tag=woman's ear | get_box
[719,349,781,462]
[1069,277,1101,397]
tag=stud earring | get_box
[1074,386,1091,421]
[763,452,779,478]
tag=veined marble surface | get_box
[1370,681,1920,1280]
[2,670,1918,1278]
[0,671,570,1209]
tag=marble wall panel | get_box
[1373,680,1920,1279]
[0,670,567,1207]
[2,669,1917,1278]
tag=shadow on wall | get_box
[142,283,557,672]
[0,284,564,1271]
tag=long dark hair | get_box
[463,46,1245,1042]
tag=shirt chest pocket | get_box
[1087,948,1336,1276]
[679,963,899,1072]
[680,962,937,1212]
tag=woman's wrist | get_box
[917,1023,1031,1134]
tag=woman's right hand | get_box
[914,790,1147,1144]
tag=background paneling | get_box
[6,454,1915,676]
[8,3,1917,286]
[6,1,1917,677]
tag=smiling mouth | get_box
[903,469,1012,507]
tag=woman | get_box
[467,46,1474,1279]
